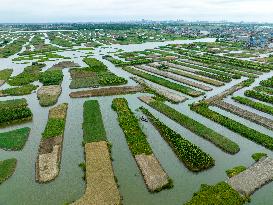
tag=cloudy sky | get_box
[1,0,273,23]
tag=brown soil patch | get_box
[70,85,144,98]
[48,103,68,119]
[50,61,80,70]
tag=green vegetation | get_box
[112,98,152,156]
[226,166,246,178]
[245,90,273,105]
[184,182,246,205]
[123,66,202,97]
[0,38,27,58]
[169,60,235,82]
[8,63,45,86]
[83,100,107,143]
[0,127,30,151]
[254,86,273,95]
[0,158,17,184]
[141,107,214,171]
[260,76,273,88]
[252,153,267,162]
[0,69,13,81]
[191,103,273,151]
[39,70,63,85]
[144,100,239,154]
[83,57,108,72]
[1,84,38,96]
[0,98,32,127]
[42,103,68,139]
[232,96,273,115]
[70,58,127,89]
[42,119,65,139]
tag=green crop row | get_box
[83,100,107,143]
[140,107,214,171]
[191,103,273,151]
[169,60,233,82]
[145,100,239,154]
[123,66,202,97]
[260,76,273,88]
[232,96,273,115]
[254,86,273,95]
[245,90,273,105]
[112,98,152,156]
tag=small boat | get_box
[140,116,148,122]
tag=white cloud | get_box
[0,0,272,23]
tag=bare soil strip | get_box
[153,62,224,86]
[132,77,187,103]
[213,101,273,131]
[135,65,213,91]
[70,85,144,98]
[227,157,273,196]
[205,83,244,104]
[71,141,121,205]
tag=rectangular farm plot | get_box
[112,98,173,192]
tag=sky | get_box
[0,0,273,23]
